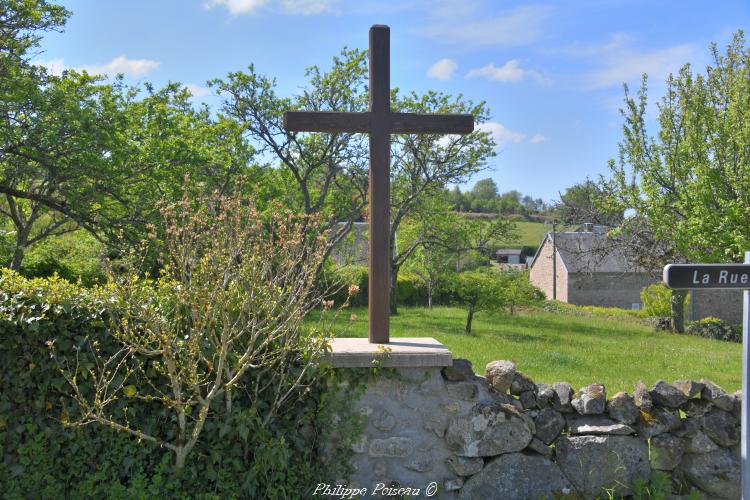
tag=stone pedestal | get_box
[327,337,467,499]
[325,337,452,368]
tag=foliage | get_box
[446,268,506,333]
[542,300,646,319]
[51,190,342,471]
[323,264,369,307]
[640,283,690,318]
[555,179,623,226]
[395,271,427,306]
[686,317,741,343]
[599,32,750,331]
[501,270,545,314]
[0,270,358,498]
[211,48,369,271]
[1,1,252,270]
[604,31,750,263]
[448,181,551,216]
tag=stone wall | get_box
[690,288,744,324]
[340,360,741,499]
[567,272,656,309]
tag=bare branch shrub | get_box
[54,190,342,469]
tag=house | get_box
[495,248,523,265]
[529,228,656,309]
[528,227,743,322]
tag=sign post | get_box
[744,252,750,500]
[663,257,750,499]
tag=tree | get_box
[1,1,252,269]
[471,178,498,200]
[388,91,496,313]
[556,179,623,226]
[448,268,505,334]
[602,31,750,331]
[210,49,369,271]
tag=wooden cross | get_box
[284,25,474,344]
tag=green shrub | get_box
[686,317,741,343]
[323,266,428,307]
[323,264,368,307]
[641,283,690,318]
[396,271,427,306]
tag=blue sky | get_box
[35,0,750,202]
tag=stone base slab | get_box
[325,337,452,368]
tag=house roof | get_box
[531,231,645,274]
[496,248,523,255]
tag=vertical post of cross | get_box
[368,25,390,344]
[743,250,749,499]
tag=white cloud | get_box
[36,58,66,76]
[205,0,334,15]
[466,59,549,84]
[421,4,550,47]
[34,56,161,78]
[281,0,333,15]
[530,134,548,143]
[553,34,698,90]
[588,43,696,89]
[186,84,211,98]
[204,0,268,15]
[466,60,524,83]
[477,121,525,146]
[81,56,161,77]
[427,58,457,81]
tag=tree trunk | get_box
[427,276,433,309]
[465,307,474,334]
[670,289,687,333]
[389,265,398,315]
[175,447,188,469]
[10,226,30,270]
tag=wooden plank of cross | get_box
[284,25,474,344]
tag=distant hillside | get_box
[513,221,551,248]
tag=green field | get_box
[512,221,550,248]
[323,306,741,393]
[497,220,576,249]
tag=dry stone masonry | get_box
[341,360,741,499]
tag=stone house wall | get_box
[529,238,568,302]
[567,272,657,309]
[336,360,740,499]
[689,289,744,324]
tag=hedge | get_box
[0,270,353,499]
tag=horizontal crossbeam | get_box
[283,111,370,133]
[390,113,474,134]
[283,110,474,135]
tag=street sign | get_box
[663,263,750,290]
[664,256,750,499]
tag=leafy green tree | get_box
[448,268,505,334]
[556,179,623,226]
[503,269,545,314]
[210,49,369,270]
[0,0,69,62]
[602,31,750,331]
[1,1,252,269]
[471,178,498,199]
[388,91,496,313]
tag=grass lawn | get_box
[498,221,576,249]
[322,306,741,393]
